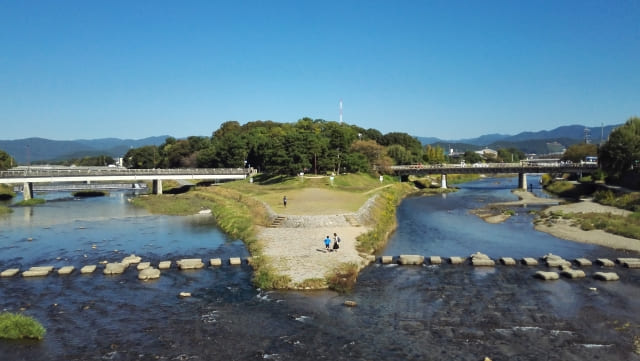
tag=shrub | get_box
[327,263,360,293]
[0,312,46,340]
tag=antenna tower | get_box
[339,99,343,124]
[583,127,591,144]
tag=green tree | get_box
[463,151,482,164]
[562,143,598,163]
[599,117,640,176]
[386,144,413,165]
[123,145,159,169]
[0,149,17,170]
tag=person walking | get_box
[332,232,340,252]
[324,235,331,252]
[283,195,287,208]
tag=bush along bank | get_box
[0,312,46,340]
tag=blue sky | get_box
[1,1,638,141]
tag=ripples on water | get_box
[1,180,640,360]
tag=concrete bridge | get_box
[392,162,598,189]
[0,166,250,199]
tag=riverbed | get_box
[1,177,639,360]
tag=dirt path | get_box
[256,189,375,289]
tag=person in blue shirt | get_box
[324,235,331,251]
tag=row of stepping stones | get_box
[0,254,251,280]
[377,252,640,268]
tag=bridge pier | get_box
[518,173,527,190]
[440,174,447,189]
[152,179,163,195]
[23,182,34,200]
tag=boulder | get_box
[429,256,442,265]
[380,256,394,264]
[122,254,142,266]
[138,267,161,281]
[574,258,592,267]
[80,265,97,274]
[344,300,357,307]
[398,255,425,265]
[594,272,619,281]
[0,268,20,277]
[500,257,516,266]
[210,258,222,266]
[449,256,465,265]
[57,266,75,275]
[534,271,559,280]
[596,258,615,267]
[158,261,172,270]
[177,258,204,270]
[136,262,150,271]
[229,257,242,265]
[103,262,127,275]
[521,257,539,266]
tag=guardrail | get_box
[0,167,249,179]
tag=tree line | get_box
[121,118,525,175]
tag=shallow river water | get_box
[1,177,639,361]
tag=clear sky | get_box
[1,0,638,141]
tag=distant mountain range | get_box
[0,136,169,164]
[417,124,620,154]
[0,123,621,164]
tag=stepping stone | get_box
[380,256,394,264]
[122,254,142,266]
[179,292,192,298]
[344,300,357,307]
[543,254,571,267]
[1,268,20,277]
[594,272,619,281]
[521,257,539,266]
[398,255,424,265]
[103,262,127,275]
[81,265,97,274]
[470,252,495,266]
[176,258,204,270]
[136,262,150,271]
[22,266,53,277]
[623,260,640,269]
[158,261,171,270]
[534,271,559,280]
[500,257,516,266]
[617,257,640,266]
[574,258,592,267]
[229,257,242,265]
[57,266,75,275]
[449,257,465,265]
[596,258,615,267]
[209,258,222,267]
[138,267,161,280]
[429,256,442,265]
[561,269,586,279]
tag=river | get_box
[1,177,639,360]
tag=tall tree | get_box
[599,117,640,176]
[0,149,16,170]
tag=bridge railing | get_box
[0,167,249,179]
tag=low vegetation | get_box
[326,262,360,293]
[0,312,46,340]
[356,182,414,253]
[0,184,15,200]
[14,198,46,206]
[594,190,640,212]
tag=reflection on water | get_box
[1,180,639,361]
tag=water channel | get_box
[1,176,639,360]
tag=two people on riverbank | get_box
[323,233,341,252]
